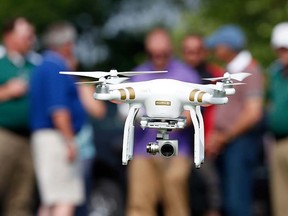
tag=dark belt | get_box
[275,133,288,141]
[5,128,30,138]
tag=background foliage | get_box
[0,0,287,69]
[174,0,288,67]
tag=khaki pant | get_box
[271,138,288,216]
[127,156,192,216]
[0,128,34,216]
[32,129,84,205]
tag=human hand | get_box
[6,78,27,98]
[205,131,230,158]
[66,142,77,162]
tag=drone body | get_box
[60,69,250,168]
[96,79,228,118]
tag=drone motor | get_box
[95,84,109,94]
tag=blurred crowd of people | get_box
[0,16,288,216]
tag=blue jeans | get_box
[216,132,261,216]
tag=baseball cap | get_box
[205,25,246,51]
[271,22,288,49]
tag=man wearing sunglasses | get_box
[126,28,200,216]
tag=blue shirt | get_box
[132,58,200,156]
[30,51,85,133]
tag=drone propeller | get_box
[60,69,167,79]
[60,71,108,79]
[117,70,168,76]
[223,82,245,86]
[75,77,130,85]
[207,81,246,92]
[203,72,251,82]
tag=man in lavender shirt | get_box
[126,28,200,216]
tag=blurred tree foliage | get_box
[174,0,288,67]
[0,0,287,69]
[0,0,143,70]
[0,0,115,32]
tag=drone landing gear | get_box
[184,105,205,168]
[122,104,141,165]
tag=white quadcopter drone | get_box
[60,69,250,168]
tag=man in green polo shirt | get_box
[0,17,37,216]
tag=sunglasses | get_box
[276,47,288,52]
[148,51,170,60]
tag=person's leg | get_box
[162,156,192,216]
[38,204,74,216]
[38,205,52,216]
[75,158,95,216]
[0,129,34,216]
[197,159,221,215]
[0,129,19,197]
[32,130,84,215]
[51,204,75,216]
[82,158,95,199]
[127,157,161,216]
[270,138,288,216]
[219,134,260,216]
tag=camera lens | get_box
[160,142,174,157]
